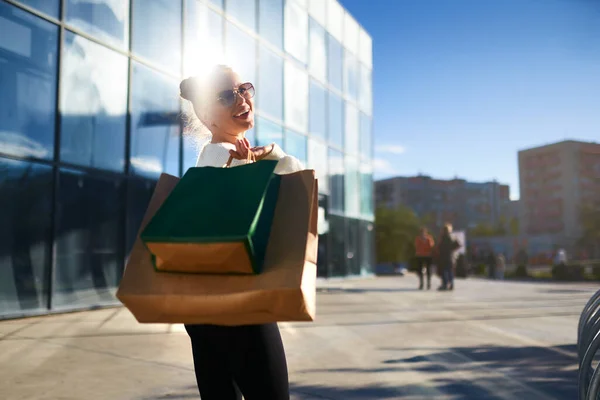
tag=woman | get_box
[436,223,461,291]
[179,65,302,400]
[414,227,435,290]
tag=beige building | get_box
[518,140,600,250]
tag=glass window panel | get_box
[329,148,344,213]
[359,64,372,115]
[54,169,124,308]
[130,62,181,178]
[360,163,374,218]
[284,2,308,64]
[258,46,283,120]
[259,0,283,49]
[359,29,373,68]
[14,0,59,18]
[327,35,343,91]
[209,0,224,8]
[326,0,343,42]
[345,102,359,156]
[358,220,374,274]
[256,117,283,148]
[60,33,128,171]
[345,156,360,217]
[66,0,129,48]
[131,0,181,73]
[0,4,58,160]
[343,12,359,55]
[328,215,347,276]
[284,62,308,132]
[308,138,328,193]
[308,0,325,27]
[292,0,307,8]
[360,112,372,161]
[184,1,224,76]
[0,159,52,315]
[346,219,359,275]
[309,80,326,140]
[285,130,307,164]
[328,93,343,148]
[309,18,326,82]
[245,126,256,145]
[226,22,256,84]
[126,176,156,254]
[226,0,256,31]
[344,50,359,101]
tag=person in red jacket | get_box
[415,227,435,290]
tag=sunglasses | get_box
[216,82,255,107]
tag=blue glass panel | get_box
[328,93,343,148]
[0,158,52,315]
[0,3,58,160]
[54,169,124,308]
[226,22,256,84]
[60,32,128,171]
[309,80,326,140]
[327,35,342,91]
[226,0,256,31]
[66,0,129,48]
[14,0,59,19]
[329,148,344,213]
[259,0,283,48]
[258,46,283,120]
[130,62,181,178]
[256,117,283,148]
[131,0,181,73]
[285,129,307,164]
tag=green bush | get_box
[552,264,584,281]
[515,264,528,278]
[474,263,486,276]
[592,264,600,280]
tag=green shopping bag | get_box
[140,160,281,274]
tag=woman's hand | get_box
[229,138,274,161]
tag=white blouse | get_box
[196,142,304,175]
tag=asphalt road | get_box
[0,275,595,400]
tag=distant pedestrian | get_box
[554,248,567,266]
[414,227,435,290]
[495,253,506,280]
[437,224,461,291]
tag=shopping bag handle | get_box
[224,145,275,168]
[225,152,255,168]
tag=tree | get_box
[509,217,519,235]
[579,205,600,258]
[469,223,496,237]
[375,206,422,264]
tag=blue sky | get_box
[340,0,600,200]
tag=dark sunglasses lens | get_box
[218,90,235,106]
[240,83,255,99]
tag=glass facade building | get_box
[0,0,374,319]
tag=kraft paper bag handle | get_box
[224,144,275,168]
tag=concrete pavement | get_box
[1,275,595,399]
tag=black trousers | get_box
[416,256,433,286]
[185,323,289,400]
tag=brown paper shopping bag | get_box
[116,169,318,325]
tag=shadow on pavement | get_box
[290,383,432,400]
[294,344,577,400]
